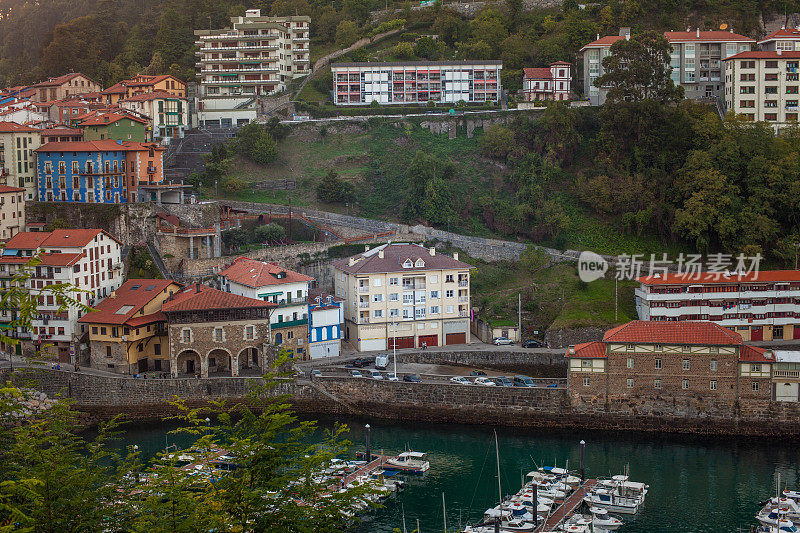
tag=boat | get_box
[384,451,430,473]
[785,489,800,502]
[590,507,623,532]
[760,510,795,527]
[757,519,799,533]
[584,487,642,514]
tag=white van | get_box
[375,354,388,370]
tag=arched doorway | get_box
[176,350,201,376]
[208,348,231,375]
[274,332,283,345]
[238,347,259,373]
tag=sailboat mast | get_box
[495,430,502,503]
[442,492,447,532]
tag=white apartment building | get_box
[330,61,502,105]
[581,28,754,105]
[758,27,800,51]
[0,229,122,362]
[0,185,25,240]
[521,62,571,101]
[724,50,800,128]
[0,122,40,200]
[333,243,472,352]
[219,256,313,358]
[194,10,310,127]
[635,271,800,343]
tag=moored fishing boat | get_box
[384,451,430,473]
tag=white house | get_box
[308,294,343,359]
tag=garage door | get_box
[751,326,763,341]
[418,335,438,348]
[793,325,800,339]
[360,338,386,352]
[445,333,466,345]
[388,336,414,349]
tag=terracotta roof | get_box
[332,243,472,275]
[79,279,178,325]
[663,30,754,42]
[0,121,38,133]
[739,344,774,362]
[580,35,626,49]
[0,185,25,193]
[33,73,87,88]
[759,28,800,44]
[161,283,276,313]
[603,320,743,346]
[523,67,553,79]
[36,140,162,153]
[37,252,83,266]
[78,112,148,126]
[126,75,171,86]
[0,256,34,264]
[550,61,572,66]
[39,127,83,136]
[100,83,128,95]
[637,270,800,285]
[220,257,313,288]
[565,341,606,359]
[119,91,183,103]
[4,231,51,250]
[724,50,800,60]
[40,228,121,248]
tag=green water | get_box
[121,416,800,533]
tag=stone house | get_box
[163,283,275,377]
[31,73,103,103]
[566,320,774,403]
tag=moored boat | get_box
[384,451,430,473]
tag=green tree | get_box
[316,170,355,203]
[254,222,286,243]
[223,227,250,251]
[480,124,515,160]
[335,20,359,48]
[394,41,416,59]
[413,36,440,60]
[595,31,682,104]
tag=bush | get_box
[335,20,359,48]
[399,32,419,42]
[393,41,415,59]
[254,222,286,244]
[370,18,405,36]
[480,124,515,160]
[413,36,440,59]
[316,170,354,203]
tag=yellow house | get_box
[100,74,187,106]
[79,279,182,374]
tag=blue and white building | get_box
[308,294,343,359]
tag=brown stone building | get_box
[566,321,774,402]
[162,283,275,377]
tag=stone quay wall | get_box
[394,349,567,376]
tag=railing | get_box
[458,296,469,302]
[458,280,469,287]
[459,311,469,317]
[358,286,369,293]
[359,302,369,308]
[774,370,800,379]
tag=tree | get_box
[394,41,416,59]
[335,20,359,48]
[316,170,354,203]
[236,123,278,166]
[595,31,682,104]
[254,222,286,244]
[413,36,440,60]
[222,227,249,251]
[480,125,516,160]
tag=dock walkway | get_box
[339,455,391,487]
[535,478,597,532]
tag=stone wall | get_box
[545,327,607,349]
[394,349,567,377]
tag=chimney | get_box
[365,245,370,252]
[696,28,700,38]
[348,257,356,266]
[596,33,600,40]
[195,283,200,293]
[453,252,459,261]
[686,26,691,32]
[568,345,575,355]
[378,250,384,259]
[429,247,436,256]
[626,34,630,40]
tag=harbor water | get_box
[120,416,800,532]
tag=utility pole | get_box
[518,293,521,342]
[614,278,618,322]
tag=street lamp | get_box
[365,424,371,461]
[579,440,586,482]
[392,321,398,378]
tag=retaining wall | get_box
[394,349,567,376]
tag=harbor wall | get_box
[395,349,567,376]
[7,369,800,437]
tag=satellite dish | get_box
[720,23,728,30]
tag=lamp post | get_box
[365,424,371,461]
[392,321,398,378]
[579,439,586,482]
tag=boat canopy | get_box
[399,451,427,459]
[611,475,630,482]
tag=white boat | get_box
[760,509,795,527]
[584,488,641,514]
[384,451,430,473]
[561,513,592,528]
[784,489,800,502]
[757,519,799,533]
[482,508,536,532]
[590,507,623,532]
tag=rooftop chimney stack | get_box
[696,28,700,38]
[365,245,370,252]
[378,250,384,259]
[568,345,575,354]
[430,247,436,256]
[453,252,459,261]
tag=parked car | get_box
[546,383,559,388]
[492,376,514,387]
[493,337,514,346]
[473,377,497,386]
[349,369,363,378]
[365,369,384,380]
[386,373,399,382]
[513,375,537,387]
[310,369,322,378]
[450,376,471,385]
[403,374,422,383]
[522,339,545,348]
[470,370,487,376]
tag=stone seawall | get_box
[396,349,567,376]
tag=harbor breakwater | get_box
[5,368,800,438]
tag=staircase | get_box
[147,242,172,280]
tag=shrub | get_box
[393,41,415,59]
[316,170,354,203]
[479,124,515,160]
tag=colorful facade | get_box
[78,112,149,142]
[331,60,503,106]
[118,91,189,140]
[0,122,40,200]
[100,75,187,106]
[308,294,343,359]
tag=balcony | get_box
[359,302,369,308]
[458,280,469,287]
[774,369,800,379]
[271,318,308,329]
[459,311,469,317]
[359,286,369,293]
[458,296,469,303]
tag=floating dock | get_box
[535,478,598,532]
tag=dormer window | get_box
[415,259,425,268]
[403,259,413,269]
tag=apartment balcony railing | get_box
[358,317,370,324]
[459,311,469,317]
[774,369,800,379]
[458,280,469,287]
[458,296,469,302]
[359,286,369,293]
[359,302,369,308]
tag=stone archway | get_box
[207,348,231,375]
[238,347,259,373]
[176,350,201,377]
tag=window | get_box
[655,358,662,369]
[682,345,691,352]
[654,379,661,389]
[389,277,399,285]
[105,346,112,358]
[372,294,384,302]
[446,305,454,314]
[389,293,399,302]
[445,274,454,283]
[765,60,779,68]
[627,357,634,368]
[213,327,224,341]
[389,308,399,317]
[92,326,98,334]
[373,278,382,287]
[627,378,634,389]
[445,290,454,298]
[626,344,635,352]
[373,309,383,318]
[154,344,161,355]
[752,364,761,372]
[430,290,439,299]
[682,359,690,370]
[430,306,440,314]
[753,382,760,391]
[182,329,191,343]
[245,325,255,340]
[765,113,778,121]
[710,380,717,390]
[682,379,689,389]
[710,360,718,371]
[583,377,590,387]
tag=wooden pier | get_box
[339,455,392,487]
[535,478,598,532]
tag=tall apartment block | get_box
[194,9,310,127]
[330,61,502,105]
[581,28,754,105]
[724,50,800,128]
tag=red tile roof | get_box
[603,320,743,346]
[100,83,128,95]
[79,279,179,325]
[4,231,51,250]
[0,185,25,193]
[220,257,313,288]
[33,73,88,88]
[39,127,83,136]
[550,61,572,66]
[119,90,183,103]
[126,311,167,328]
[565,341,606,359]
[581,35,626,49]
[725,50,800,60]
[637,270,800,285]
[663,30,754,42]
[78,111,148,126]
[161,283,276,313]
[739,344,774,362]
[0,121,38,133]
[523,67,553,79]
[332,243,472,275]
[36,140,162,153]
[759,28,800,44]
[38,252,83,266]
[40,228,122,248]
